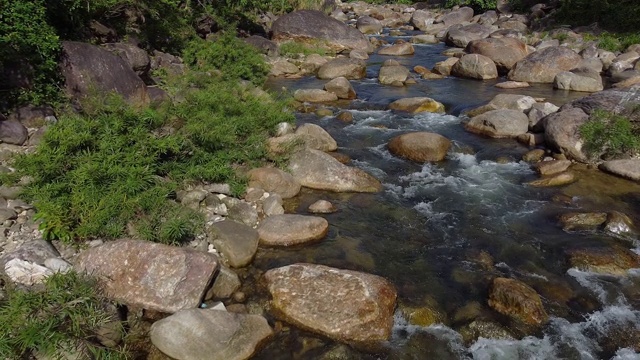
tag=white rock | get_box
[44,258,72,273]
[5,258,53,285]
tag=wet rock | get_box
[308,200,337,214]
[522,149,545,162]
[459,320,515,344]
[526,171,576,187]
[356,16,382,34]
[378,64,409,85]
[263,194,285,216]
[150,309,273,360]
[289,148,382,193]
[293,89,338,103]
[324,77,356,100]
[258,214,328,246]
[446,24,494,48]
[317,58,366,80]
[264,263,397,347]
[543,107,589,162]
[534,160,571,175]
[466,37,528,72]
[0,120,28,145]
[554,69,604,93]
[495,81,530,89]
[488,277,548,325]
[207,265,241,300]
[388,97,445,114]
[559,212,607,231]
[509,46,582,83]
[439,6,474,26]
[464,109,529,138]
[387,132,451,162]
[248,167,301,199]
[336,111,354,123]
[272,10,369,52]
[604,211,636,236]
[208,220,259,268]
[401,303,446,327]
[566,246,640,276]
[451,54,498,80]
[433,57,459,76]
[600,160,640,182]
[76,239,218,313]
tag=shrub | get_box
[0,271,129,359]
[579,109,640,160]
[279,41,331,57]
[445,0,497,11]
[556,0,640,33]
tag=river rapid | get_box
[252,33,640,360]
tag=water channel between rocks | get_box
[252,33,640,359]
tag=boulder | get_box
[308,200,337,214]
[379,65,410,85]
[245,35,279,57]
[378,41,415,56]
[263,194,285,216]
[75,240,218,313]
[411,10,435,31]
[269,59,300,77]
[446,24,494,48]
[7,105,56,128]
[150,309,272,360]
[264,263,397,347]
[534,160,571,176]
[466,37,528,72]
[528,102,559,130]
[459,320,515,344]
[566,246,640,276]
[605,211,636,236]
[1,240,61,271]
[387,132,451,162]
[272,10,369,52]
[466,94,536,117]
[600,160,640,182]
[526,171,576,187]
[553,69,603,93]
[433,57,459,76]
[317,58,366,80]
[439,7,474,26]
[301,53,328,74]
[294,123,338,152]
[324,77,356,99]
[248,167,301,199]
[225,199,259,228]
[60,41,148,105]
[293,89,338,103]
[495,81,530,89]
[451,54,498,80]
[478,10,498,25]
[4,259,53,286]
[411,34,439,44]
[388,97,445,114]
[559,212,607,231]
[464,109,529,138]
[488,277,548,325]
[103,43,150,77]
[208,265,241,300]
[258,214,329,246]
[208,220,260,268]
[356,16,383,34]
[543,107,589,162]
[508,46,582,83]
[0,120,29,145]
[289,148,382,192]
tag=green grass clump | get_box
[580,109,640,160]
[279,41,331,58]
[445,0,497,11]
[0,271,129,359]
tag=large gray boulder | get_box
[464,109,529,138]
[317,58,367,80]
[75,240,218,313]
[439,7,474,26]
[379,64,410,85]
[466,37,528,72]
[446,24,494,48]
[0,120,28,145]
[208,220,260,268]
[411,10,435,31]
[324,76,356,99]
[264,263,397,347]
[103,43,150,77]
[288,148,382,192]
[150,309,272,360]
[508,46,582,83]
[553,69,604,93]
[356,16,383,34]
[543,107,589,162]
[61,41,149,105]
[272,10,370,52]
[451,54,498,80]
[600,160,640,182]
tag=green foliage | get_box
[580,109,640,160]
[183,29,269,86]
[0,0,62,108]
[279,41,331,58]
[557,0,640,33]
[581,32,640,53]
[0,271,129,359]
[445,0,497,11]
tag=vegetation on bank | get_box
[0,272,129,359]
[580,110,640,161]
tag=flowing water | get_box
[252,33,640,359]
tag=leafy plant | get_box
[279,41,331,57]
[0,271,129,359]
[556,0,640,33]
[580,109,640,160]
[445,0,497,11]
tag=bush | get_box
[580,109,640,160]
[279,41,332,57]
[556,0,640,33]
[445,0,497,11]
[0,271,129,359]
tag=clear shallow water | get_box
[254,36,640,359]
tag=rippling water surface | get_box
[254,32,640,359]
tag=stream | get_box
[253,32,640,359]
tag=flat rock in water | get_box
[464,109,529,138]
[289,148,382,193]
[451,54,498,80]
[566,246,640,276]
[534,160,571,175]
[324,77,356,100]
[264,263,397,347]
[495,81,530,89]
[488,277,548,325]
[387,132,451,162]
[317,58,367,80]
[208,220,260,268]
[378,65,409,85]
[388,97,445,114]
[295,123,338,152]
[150,309,273,360]
[600,160,640,182]
[258,214,328,246]
[559,212,608,231]
[378,41,414,56]
[248,167,301,199]
[75,239,218,313]
[293,89,338,103]
[308,200,337,214]
[526,171,576,187]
